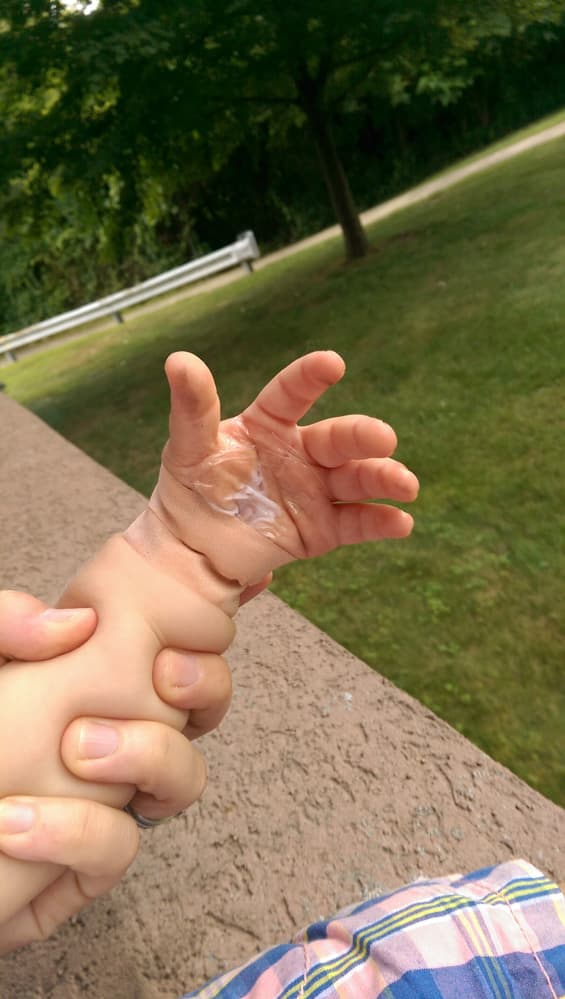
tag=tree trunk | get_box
[296,73,368,260]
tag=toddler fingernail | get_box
[0,801,35,834]
[78,721,120,759]
[400,468,418,490]
[175,654,202,687]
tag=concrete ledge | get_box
[1,393,563,999]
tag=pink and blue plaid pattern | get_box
[181,860,565,999]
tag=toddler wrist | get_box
[123,508,243,616]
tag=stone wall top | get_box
[1,392,563,998]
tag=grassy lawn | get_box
[3,136,564,806]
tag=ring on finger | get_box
[123,802,174,830]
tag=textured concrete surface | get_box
[1,392,563,999]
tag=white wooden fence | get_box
[0,231,260,362]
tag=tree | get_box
[1,0,565,291]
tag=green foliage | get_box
[2,0,565,327]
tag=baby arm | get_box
[0,350,418,926]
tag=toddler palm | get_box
[154,351,418,586]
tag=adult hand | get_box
[59,575,266,822]
[0,588,239,953]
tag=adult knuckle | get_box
[149,724,174,776]
[213,656,233,702]
[118,820,140,870]
[73,806,91,854]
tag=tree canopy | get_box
[2,0,565,329]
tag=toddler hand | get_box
[153,351,418,584]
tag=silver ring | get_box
[123,802,168,830]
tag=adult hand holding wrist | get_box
[0,591,234,953]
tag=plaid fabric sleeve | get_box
[180,860,565,999]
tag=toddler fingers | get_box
[326,458,419,503]
[335,503,414,547]
[61,718,207,821]
[301,415,397,468]
[0,590,96,666]
[243,351,345,426]
[164,352,221,467]
[153,648,232,740]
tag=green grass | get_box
[3,135,565,805]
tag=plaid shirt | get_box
[181,860,565,999]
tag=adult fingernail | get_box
[78,721,120,759]
[175,653,202,687]
[0,801,35,833]
[40,607,92,623]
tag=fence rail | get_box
[0,231,260,362]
